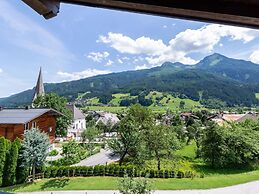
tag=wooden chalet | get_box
[0,108,62,142]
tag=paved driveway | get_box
[73,149,120,166]
[17,180,259,194]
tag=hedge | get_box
[42,165,201,179]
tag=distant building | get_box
[212,112,259,125]
[32,67,45,102]
[0,108,62,142]
[67,104,86,140]
[94,111,120,126]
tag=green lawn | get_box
[3,170,259,192]
[2,141,259,192]
[256,93,259,99]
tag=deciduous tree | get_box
[33,93,72,136]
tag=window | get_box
[32,122,37,128]
[76,124,78,129]
[49,127,53,133]
[25,123,30,130]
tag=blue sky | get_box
[1,1,259,97]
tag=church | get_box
[0,68,61,142]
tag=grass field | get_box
[83,91,205,113]
[3,170,259,192]
[83,106,127,113]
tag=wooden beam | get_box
[61,0,259,28]
[22,0,259,28]
[22,0,60,19]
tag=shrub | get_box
[42,165,199,179]
[49,149,59,156]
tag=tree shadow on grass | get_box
[0,182,32,193]
[193,163,256,175]
[41,178,70,190]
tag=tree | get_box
[98,94,113,104]
[0,137,7,186]
[109,104,154,165]
[16,139,29,184]
[3,140,19,186]
[119,175,152,194]
[20,128,50,181]
[108,118,141,165]
[201,122,259,168]
[33,93,72,136]
[179,101,185,110]
[81,126,100,155]
[62,140,81,158]
[144,125,180,170]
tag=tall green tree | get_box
[109,118,141,165]
[109,104,154,165]
[33,93,72,136]
[201,122,259,168]
[144,125,180,170]
[81,126,99,155]
[3,140,19,186]
[20,128,50,181]
[0,137,7,186]
[16,139,29,184]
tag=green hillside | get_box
[1,54,259,108]
[84,91,204,113]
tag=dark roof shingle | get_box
[0,108,60,124]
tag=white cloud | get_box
[249,50,259,64]
[98,24,259,66]
[87,51,109,62]
[135,64,148,70]
[117,59,123,64]
[106,59,114,66]
[0,68,3,73]
[98,33,168,56]
[57,69,111,81]
[0,1,74,63]
[163,25,167,28]
[122,57,130,60]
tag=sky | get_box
[1,1,259,97]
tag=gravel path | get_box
[17,180,259,194]
[73,149,120,166]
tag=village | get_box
[2,1,259,194]
[1,69,259,174]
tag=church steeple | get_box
[33,67,45,102]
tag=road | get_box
[17,180,259,194]
[73,149,120,166]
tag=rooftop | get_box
[0,108,61,124]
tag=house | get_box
[67,104,86,140]
[0,108,62,142]
[94,111,120,126]
[212,112,259,125]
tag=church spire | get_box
[33,67,45,102]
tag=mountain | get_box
[1,53,259,107]
[196,53,259,83]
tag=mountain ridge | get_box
[1,53,259,107]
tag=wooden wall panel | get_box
[0,113,57,142]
